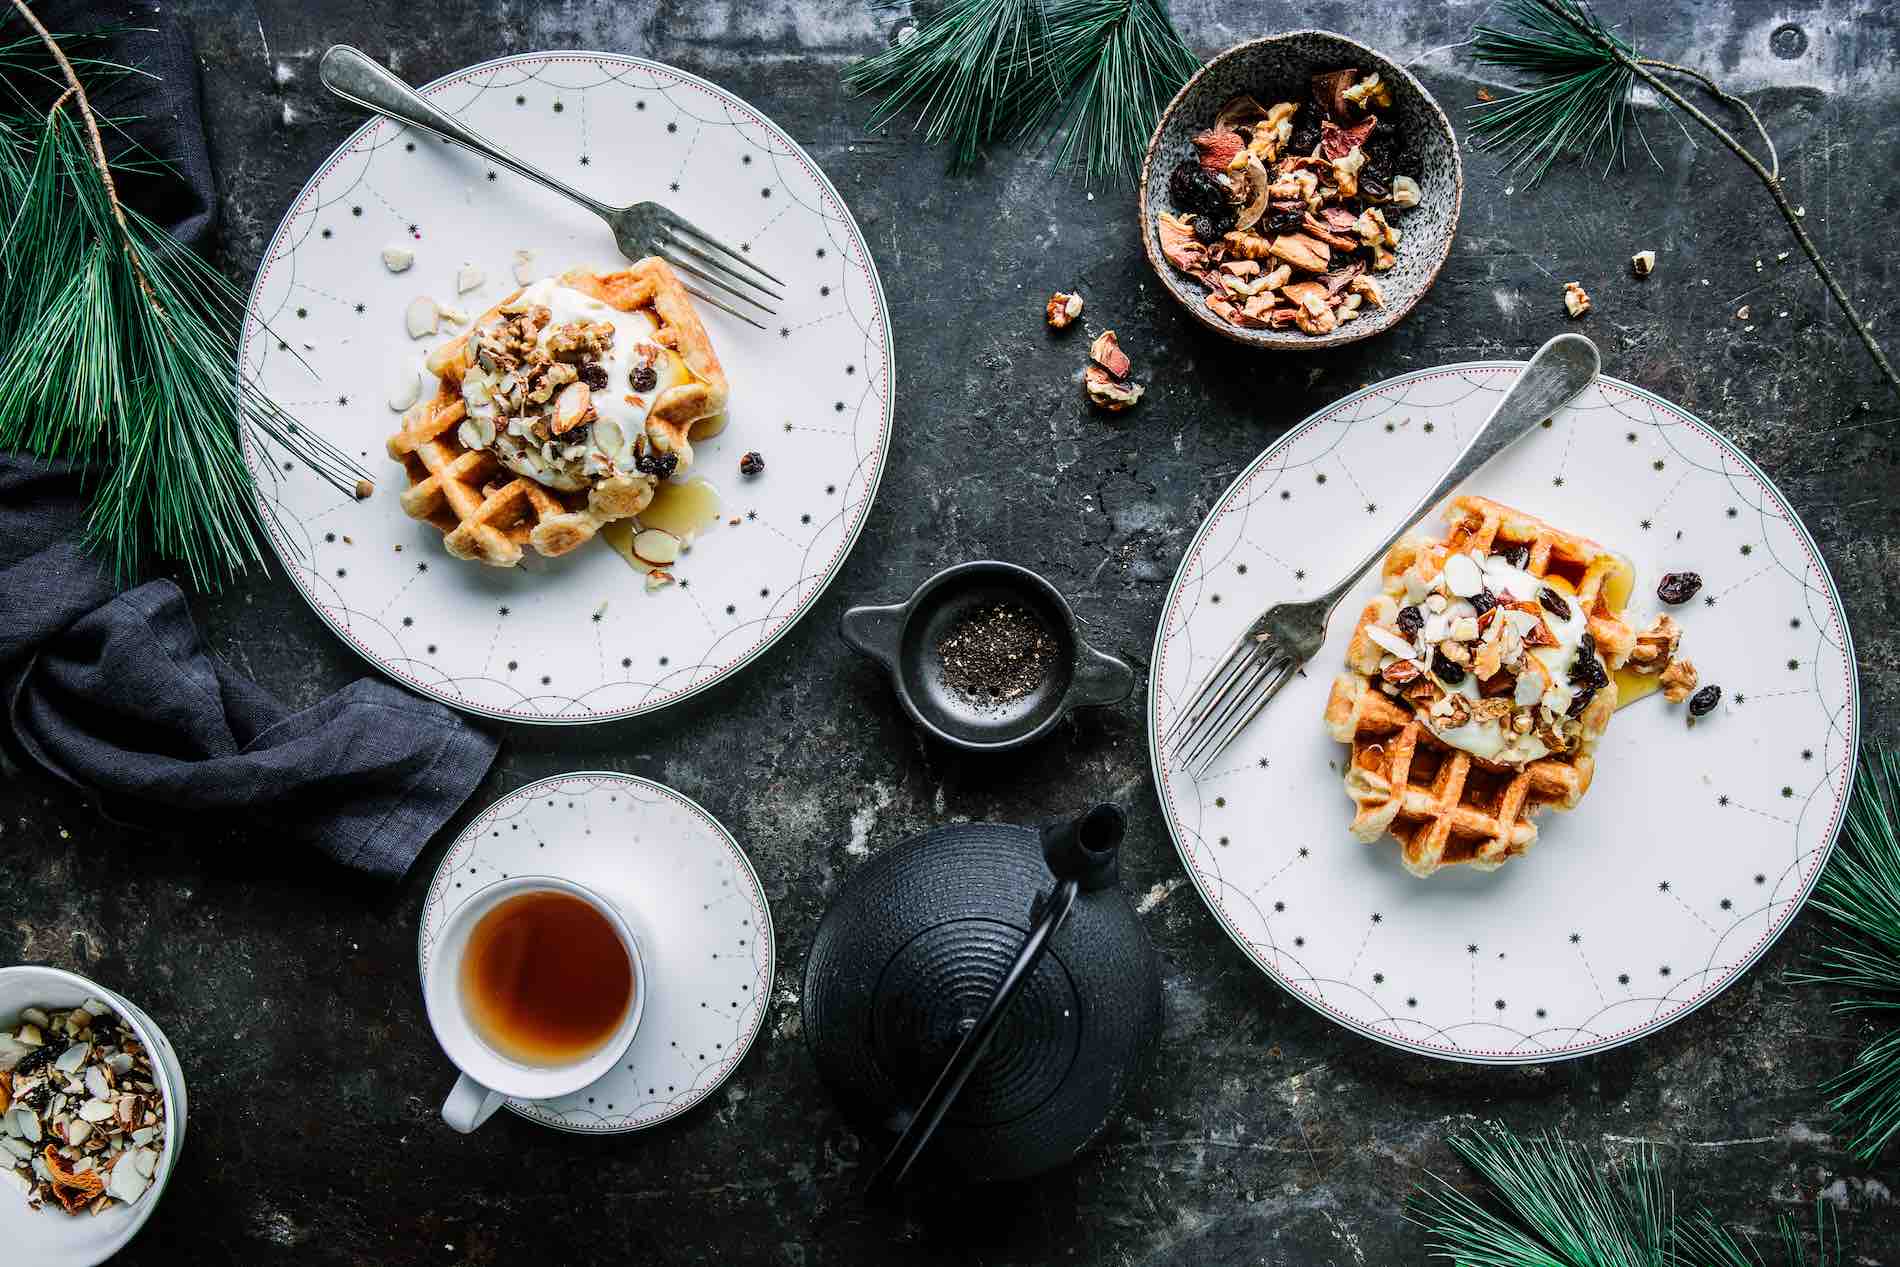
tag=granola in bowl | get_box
[1155,68,1421,336]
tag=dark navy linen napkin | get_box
[0,4,497,877]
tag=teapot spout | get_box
[1041,803,1124,891]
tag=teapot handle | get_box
[864,876,1080,1200]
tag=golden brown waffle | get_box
[1325,673,1592,875]
[1323,495,1631,876]
[387,259,727,568]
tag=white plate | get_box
[418,772,773,1131]
[1149,365,1859,1064]
[0,966,188,1265]
[240,53,893,723]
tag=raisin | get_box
[1537,586,1572,620]
[561,422,592,448]
[1430,650,1466,685]
[1501,544,1530,569]
[1568,633,1608,690]
[1656,571,1703,605]
[1395,604,1424,637]
[1288,120,1320,157]
[11,1042,57,1080]
[1168,160,1231,219]
[1566,686,1596,718]
[1469,589,1497,616]
[1357,167,1391,201]
[635,450,678,479]
[1192,217,1223,246]
[1265,205,1307,236]
[1688,684,1722,717]
[630,364,659,394]
[578,362,609,391]
[739,451,764,477]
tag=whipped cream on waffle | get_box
[455,279,687,492]
[1373,546,1599,766]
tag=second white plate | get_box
[240,53,893,723]
[1150,364,1858,1063]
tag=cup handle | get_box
[1069,640,1136,709]
[839,601,907,669]
[442,1073,505,1133]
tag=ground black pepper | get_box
[936,603,1057,706]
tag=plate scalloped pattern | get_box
[1149,365,1858,1064]
[239,53,892,723]
[418,772,774,1132]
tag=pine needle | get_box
[1791,746,1900,1161]
[844,0,1043,170]
[1410,1125,1674,1266]
[1011,0,1198,185]
[0,2,364,587]
[1412,1123,1848,1266]
[1468,0,1654,184]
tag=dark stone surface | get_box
[6,0,1899,1262]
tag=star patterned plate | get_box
[417,772,773,1132]
[240,53,892,723]
[1149,364,1859,1064]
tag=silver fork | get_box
[318,46,784,330]
[1165,332,1604,777]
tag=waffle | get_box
[1323,495,1635,876]
[387,259,727,567]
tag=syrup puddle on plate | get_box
[600,478,723,572]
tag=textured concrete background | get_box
[5,0,1899,1262]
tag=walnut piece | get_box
[1628,613,1681,674]
[1046,291,1084,329]
[1563,281,1592,318]
[1084,365,1144,412]
[1660,657,1699,703]
[1089,330,1131,378]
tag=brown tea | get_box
[460,890,633,1065]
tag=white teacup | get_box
[423,875,646,1133]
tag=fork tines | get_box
[1168,633,1298,776]
[655,219,784,325]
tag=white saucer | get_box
[417,772,774,1131]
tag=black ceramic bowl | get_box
[841,561,1134,751]
[1138,29,1464,349]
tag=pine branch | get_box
[0,1,368,587]
[1468,0,1900,402]
[1791,746,1900,1161]
[1411,1123,1847,1266]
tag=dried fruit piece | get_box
[1563,281,1591,318]
[1046,291,1084,329]
[1687,683,1721,717]
[1537,586,1572,620]
[739,451,764,477]
[1395,604,1424,637]
[1656,571,1703,604]
[1430,649,1466,685]
[1191,127,1245,173]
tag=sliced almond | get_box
[632,528,681,565]
[404,296,440,339]
[551,381,596,435]
[456,263,485,293]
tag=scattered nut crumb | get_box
[1562,281,1591,318]
[1083,330,1143,412]
[381,244,415,273]
[1046,291,1084,329]
[404,296,441,338]
[456,263,485,293]
[1631,249,1655,278]
[512,249,537,285]
[1736,305,1751,321]
[1660,658,1699,703]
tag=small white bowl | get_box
[0,966,188,1265]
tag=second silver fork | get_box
[319,46,783,330]
[1166,333,1605,776]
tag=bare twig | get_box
[8,0,157,304]
[1534,0,1898,400]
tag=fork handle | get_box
[319,46,613,220]
[1315,333,1602,616]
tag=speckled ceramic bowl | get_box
[1139,30,1463,348]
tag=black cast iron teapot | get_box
[803,804,1163,1195]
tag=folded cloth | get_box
[1,455,498,879]
[0,3,497,878]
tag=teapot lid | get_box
[802,817,1161,1182]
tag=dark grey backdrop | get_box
[5,1,1897,1262]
